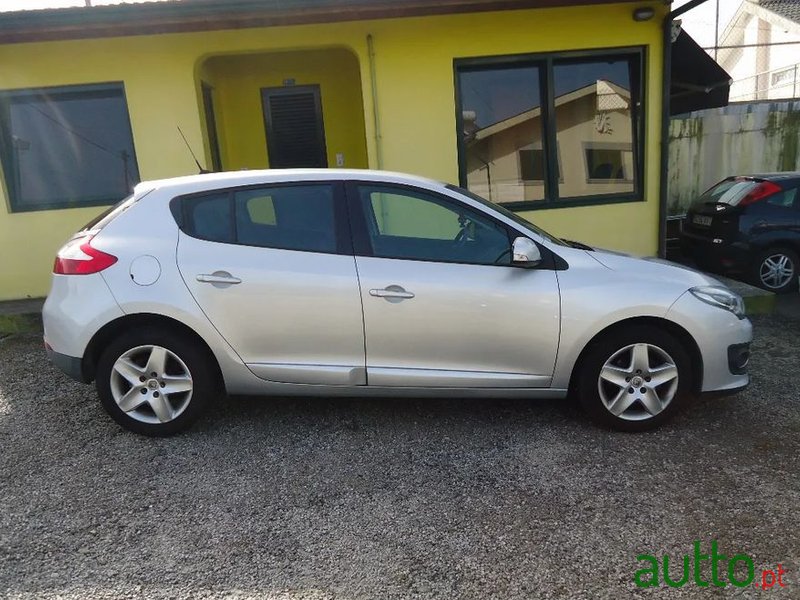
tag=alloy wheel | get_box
[759,253,795,290]
[109,345,193,425]
[597,343,679,422]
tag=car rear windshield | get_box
[698,178,763,206]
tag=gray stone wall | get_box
[668,100,800,215]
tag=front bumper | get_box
[727,342,751,375]
[701,379,750,399]
[666,291,753,393]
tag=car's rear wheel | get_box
[96,327,217,436]
[577,326,692,432]
[752,247,798,294]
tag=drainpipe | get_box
[367,34,384,170]
[659,0,712,257]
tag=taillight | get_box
[53,234,117,275]
[738,181,782,206]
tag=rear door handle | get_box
[196,272,242,285]
[369,285,415,300]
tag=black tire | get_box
[576,325,693,432]
[751,247,798,294]
[95,327,218,436]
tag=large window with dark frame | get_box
[0,82,140,213]
[456,49,643,209]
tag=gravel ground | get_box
[1,311,799,599]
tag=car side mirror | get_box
[512,237,542,267]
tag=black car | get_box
[681,173,800,294]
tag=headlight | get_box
[689,286,746,319]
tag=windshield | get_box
[446,184,566,246]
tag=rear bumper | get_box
[679,231,750,270]
[45,344,88,383]
[42,273,124,361]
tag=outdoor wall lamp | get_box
[633,6,656,21]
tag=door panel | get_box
[174,182,364,386]
[179,237,365,385]
[355,256,560,387]
[348,182,560,388]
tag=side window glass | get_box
[234,184,336,253]
[244,194,277,225]
[183,193,233,243]
[358,185,510,265]
[766,189,796,209]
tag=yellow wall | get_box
[0,2,665,300]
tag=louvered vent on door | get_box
[262,86,328,168]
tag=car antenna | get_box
[177,126,211,174]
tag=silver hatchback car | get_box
[43,170,752,436]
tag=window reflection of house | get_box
[463,79,634,205]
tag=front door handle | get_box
[369,285,415,300]
[196,271,242,285]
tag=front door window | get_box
[356,184,512,265]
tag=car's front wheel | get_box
[96,327,217,436]
[577,326,692,432]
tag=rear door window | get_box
[176,183,339,254]
[234,185,336,253]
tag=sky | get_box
[0,0,746,49]
[672,0,743,48]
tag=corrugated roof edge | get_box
[760,0,800,25]
[0,0,640,44]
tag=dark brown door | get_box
[261,85,328,168]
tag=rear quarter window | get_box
[766,187,798,209]
[181,193,234,243]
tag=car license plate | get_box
[692,215,712,227]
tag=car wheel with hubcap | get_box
[577,326,692,432]
[753,247,798,294]
[96,328,217,436]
